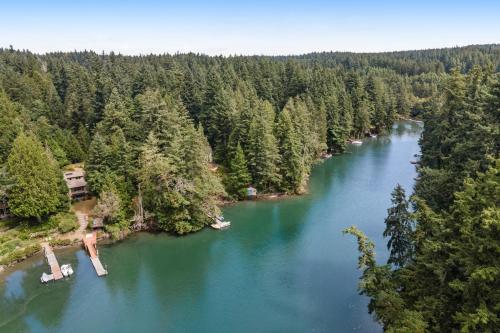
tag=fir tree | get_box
[225,143,251,199]
[246,100,281,190]
[383,184,414,267]
[276,106,304,193]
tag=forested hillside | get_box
[346,66,499,332]
[0,44,498,235]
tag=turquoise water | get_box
[0,122,422,333]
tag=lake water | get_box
[0,121,422,333]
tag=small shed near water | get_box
[247,186,257,198]
[92,217,104,229]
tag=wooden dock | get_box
[42,244,63,281]
[83,233,108,276]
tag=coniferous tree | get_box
[100,87,131,134]
[246,100,281,190]
[276,106,304,193]
[0,90,24,160]
[86,133,110,194]
[138,133,192,233]
[345,68,500,333]
[6,133,68,221]
[0,45,497,252]
[225,143,251,199]
[326,93,344,153]
[383,184,413,267]
[353,99,371,137]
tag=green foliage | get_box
[6,133,69,220]
[93,183,127,225]
[0,46,498,253]
[246,100,281,190]
[276,102,305,193]
[49,212,78,233]
[104,223,129,240]
[343,226,376,269]
[225,143,251,199]
[0,90,24,160]
[136,94,225,234]
[346,68,500,332]
[383,185,414,267]
[417,66,499,211]
[0,243,41,265]
[174,221,194,235]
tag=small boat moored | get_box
[61,264,74,277]
[40,272,54,283]
[350,140,363,145]
[211,216,231,229]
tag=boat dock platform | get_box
[83,233,108,276]
[42,243,64,281]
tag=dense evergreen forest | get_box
[0,45,499,238]
[346,66,499,331]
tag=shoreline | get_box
[0,120,411,276]
[0,182,310,276]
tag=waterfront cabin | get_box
[92,217,104,229]
[63,169,89,201]
[247,186,257,198]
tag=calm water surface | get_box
[0,122,421,333]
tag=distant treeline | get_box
[0,45,498,235]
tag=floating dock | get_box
[42,244,64,281]
[83,233,108,276]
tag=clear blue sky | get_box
[1,0,498,55]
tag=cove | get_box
[0,121,422,333]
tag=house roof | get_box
[64,168,87,189]
[64,169,85,180]
[67,178,87,189]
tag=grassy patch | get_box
[0,243,41,265]
[0,216,60,265]
[72,198,96,215]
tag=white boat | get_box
[370,134,377,138]
[211,221,231,229]
[60,264,74,277]
[40,272,54,283]
[211,216,231,229]
[351,140,363,145]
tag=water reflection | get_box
[3,271,26,300]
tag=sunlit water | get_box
[0,122,422,333]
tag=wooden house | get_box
[63,169,89,201]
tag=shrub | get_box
[0,243,41,265]
[105,224,123,240]
[49,212,79,233]
[24,244,41,257]
[174,221,193,235]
